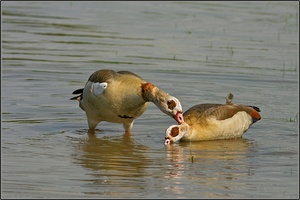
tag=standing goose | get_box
[70,69,184,134]
[164,93,261,144]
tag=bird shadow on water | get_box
[67,128,260,197]
[69,128,150,177]
[164,137,259,180]
[165,137,258,164]
[59,128,152,197]
[161,138,260,198]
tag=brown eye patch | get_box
[167,99,176,110]
[170,126,179,137]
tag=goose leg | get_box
[123,121,134,135]
[87,117,101,132]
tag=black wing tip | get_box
[72,88,84,95]
[226,93,234,104]
[71,88,83,101]
[70,95,82,100]
[250,106,261,112]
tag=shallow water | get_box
[2,1,299,198]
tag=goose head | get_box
[164,123,189,145]
[159,95,184,124]
[141,82,184,124]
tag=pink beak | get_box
[174,112,184,124]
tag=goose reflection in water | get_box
[166,137,257,161]
[164,138,259,198]
[70,129,149,194]
[73,130,149,173]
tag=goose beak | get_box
[174,112,184,124]
[164,137,174,145]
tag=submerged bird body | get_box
[165,93,261,144]
[71,69,184,133]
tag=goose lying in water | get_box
[70,69,184,134]
[164,93,261,144]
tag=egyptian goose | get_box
[164,93,261,144]
[70,69,184,134]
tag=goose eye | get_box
[167,99,176,110]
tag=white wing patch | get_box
[92,82,108,96]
